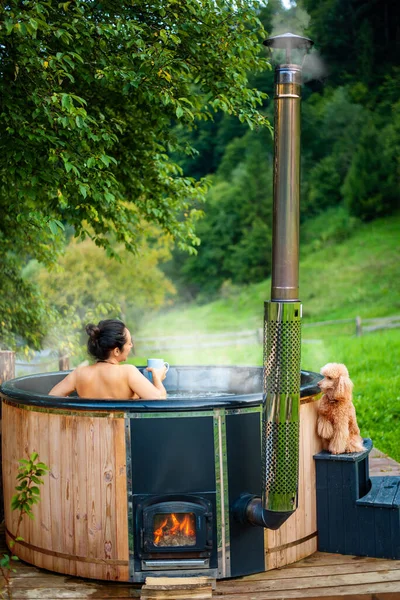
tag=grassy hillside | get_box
[131,213,400,460]
[135,213,400,338]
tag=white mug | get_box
[147,358,169,372]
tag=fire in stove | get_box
[153,512,196,547]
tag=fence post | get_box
[59,352,70,371]
[0,350,16,523]
[355,316,362,337]
[0,351,15,388]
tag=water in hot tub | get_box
[166,390,236,399]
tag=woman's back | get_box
[74,363,136,399]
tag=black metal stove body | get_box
[127,398,265,581]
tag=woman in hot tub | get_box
[49,319,167,399]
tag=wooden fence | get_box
[134,315,400,353]
[15,353,70,373]
[13,315,400,370]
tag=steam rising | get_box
[302,48,328,82]
[267,5,328,82]
[271,5,311,35]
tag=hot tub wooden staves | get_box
[2,403,130,581]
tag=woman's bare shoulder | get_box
[74,364,95,376]
[120,364,141,374]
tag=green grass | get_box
[130,213,400,461]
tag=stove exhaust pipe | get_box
[234,33,313,530]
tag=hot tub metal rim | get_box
[0,367,322,412]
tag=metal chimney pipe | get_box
[262,33,313,527]
[271,61,301,302]
[234,33,313,530]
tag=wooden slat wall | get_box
[2,403,129,581]
[265,399,322,570]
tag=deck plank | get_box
[216,570,400,593]
[370,449,400,477]
[215,588,400,600]
[223,559,400,580]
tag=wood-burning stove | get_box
[134,494,214,571]
[127,408,223,581]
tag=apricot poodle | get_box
[317,363,364,455]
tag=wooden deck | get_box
[2,448,400,600]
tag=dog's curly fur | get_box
[317,363,364,455]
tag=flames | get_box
[153,512,196,546]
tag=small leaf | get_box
[100,155,110,167]
[61,94,72,111]
[48,221,60,236]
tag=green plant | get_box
[0,453,49,600]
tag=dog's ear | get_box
[337,375,353,398]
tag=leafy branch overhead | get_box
[0,0,270,256]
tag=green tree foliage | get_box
[300,0,400,87]
[0,0,272,348]
[178,131,273,296]
[34,230,176,326]
[342,119,398,221]
[301,87,367,218]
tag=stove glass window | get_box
[153,512,196,547]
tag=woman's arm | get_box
[126,365,167,400]
[48,370,77,397]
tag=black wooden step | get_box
[357,476,400,508]
[314,438,400,559]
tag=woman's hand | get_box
[127,365,167,399]
[146,366,167,382]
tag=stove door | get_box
[137,496,213,557]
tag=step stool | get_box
[314,438,400,559]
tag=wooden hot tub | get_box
[1,367,321,582]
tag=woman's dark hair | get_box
[86,319,127,361]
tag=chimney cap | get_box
[263,32,314,51]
